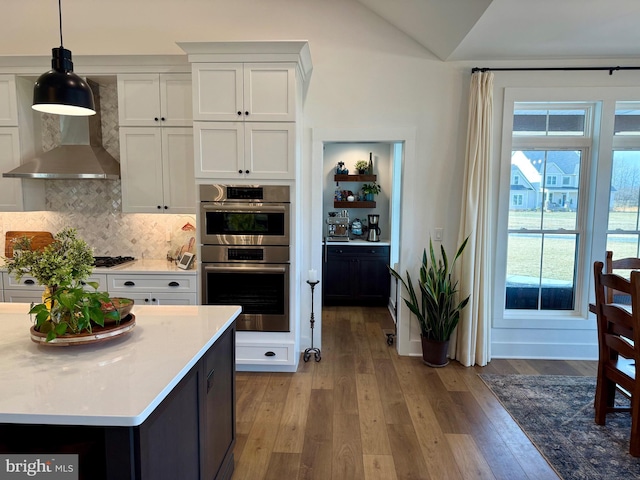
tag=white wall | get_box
[1,0,470,357]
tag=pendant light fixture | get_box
[32,0,96,116]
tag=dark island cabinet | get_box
[0,322,236,480]
[323,245,390,305]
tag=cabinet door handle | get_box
[152,298,157,303]
[161,117,166,121]
[157,205,162,209]
[154,117,159,121]
[164,205,169,210]
[237,111,242,116]
[124,281,135,286]
[144,298,149,303]
[238,169,243,174]
[244,111,249,116]
[168,281,180,287]
[245,170,250,174]
[206,368,215,393]
[24,279,35,285]
[264,351,276,357]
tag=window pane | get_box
[513,108,586,136]
[505,233,542,309]
[606,234,640,259]
[608,151,640,230]
[509,150,580,230]
[540,234,576,310]
[505,233,576,310]
[614,104,640,135]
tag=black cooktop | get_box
[93,256,136,268]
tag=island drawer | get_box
[107,274,196,293]
[236,342,294,366]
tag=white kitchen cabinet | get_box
[117,74,192,127]
[193,121,295,179]
[106,273,197,305]
[236,341,295,367]
[0,75,18,126]
[192,63,296,122]
[2,273,108,304]
[0,128,24,210]
[119,127,195,213]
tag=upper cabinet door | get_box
[159,74,193,127]
[243,64,296,122]
[118,75,162,126]
[192,63,296,122]
[0,76,18,126]
[192,64,243,122]
[118,74,192,127]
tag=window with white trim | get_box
[606,103,640,262]
[504,104,592,311]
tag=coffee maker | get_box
[326,211,350,241]
[367,214,381,242]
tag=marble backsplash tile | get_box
[1,78,197,261]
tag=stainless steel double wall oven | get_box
[200,185,290,332]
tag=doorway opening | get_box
[309,127,416,355]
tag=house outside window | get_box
[563,176,571,186]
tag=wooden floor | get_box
[233,306,598,480]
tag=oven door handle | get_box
[201,204,287,214]
[203,265,287,274]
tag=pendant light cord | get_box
[58,0,64,48]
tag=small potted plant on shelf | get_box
[4,227,128,342]
[388,237,470,367]
[354,160,369,174]
[361,182,381,201]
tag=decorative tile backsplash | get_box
[0,78,196,260]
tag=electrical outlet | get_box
[434,228,444,241]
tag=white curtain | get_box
[451,71,494,367]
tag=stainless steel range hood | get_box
[3,82,120,180]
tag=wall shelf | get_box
[334,201,376,208]
[334,174,376,182]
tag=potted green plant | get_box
[362,182,381,201]
[4,227,122,342]
[354,160,369,174]
[389,237,470,367]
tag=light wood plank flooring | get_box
[233,306,597,480]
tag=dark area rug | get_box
[480,374,640,480]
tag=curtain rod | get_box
[471,66,640,76]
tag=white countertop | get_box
[325,239,391,246]
[0,303,240,427]
[94,258,196,274]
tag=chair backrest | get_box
[604,251,640,303]
[593,261,640,363]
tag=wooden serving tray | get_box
[5,231,54,258]
[30,314,136,347]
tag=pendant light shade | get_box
[32,0,95,116]
[33,47,96,116]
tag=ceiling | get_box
[355,0,640,62]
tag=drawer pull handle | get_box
[124,281,135,286]
[24,279,35,285]
[264,351,276,357]
[168,281,180,287]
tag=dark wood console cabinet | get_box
[323,245,390,306]
[0,323,236,480]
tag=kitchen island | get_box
[0,303,240,480]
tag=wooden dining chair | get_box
[605,250,640,304]
[593,260,640,456]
